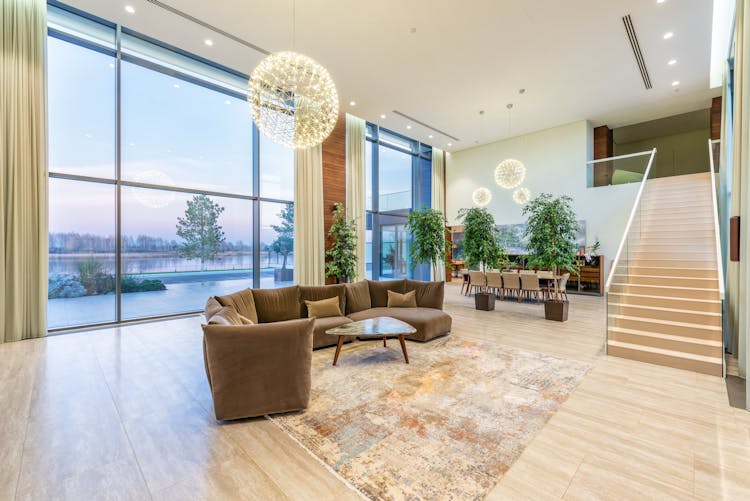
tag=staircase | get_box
[606,172,724,376]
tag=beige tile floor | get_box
[0,282,747,500]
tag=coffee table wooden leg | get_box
[332,336,344,366]
[383,335,387,347]
[398,335,409,364]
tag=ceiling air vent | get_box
[622,14,652,90]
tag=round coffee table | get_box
[326,316,416,366]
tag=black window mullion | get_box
[252,125,261,288]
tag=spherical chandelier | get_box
[494,158,526,189]
[513,187,531,205]
[248,51,339,149]
[472,187,492,206]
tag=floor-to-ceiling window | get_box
[47,4,294,330]
[365,124,432,281]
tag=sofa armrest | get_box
[202,318,314,420]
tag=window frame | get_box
[47,3,294,331]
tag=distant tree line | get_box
[49,232,252,254]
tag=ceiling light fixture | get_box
[513,187,531,205]
[668,58,677,65]
[671,80,680,86]
[657,0,666,3]
[495,159,526,189]
[380,114,386,119]
[349,100,356,106]
[472,187,492,206]
[204,39,214,46]
[663,32,674,39]
[248,0,339,149]
[447,142,452,147]
[406,125,412,130]
[125,5,135,14]
[428,134,434,139]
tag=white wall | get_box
[446,120,640,276]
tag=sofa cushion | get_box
[205,296,223,320]
[404,279,445,310]
[305,296,343,318]
[215,288,259,324]
[208,306,243,326]
[347,307,451,342]
[299,284,346,318]
[345,280,371,314]
[251,286,301,323]
[312,316,354,349]
[387,290,417,308]
[367,279,406,308]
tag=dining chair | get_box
[485,271,503,298]
[520,273,542,303]
[537,270,554,299]
[558,273,570,301]
[501,272,520,301]
[460,269,470,295]
[468,271,487,296]
[519,269,536,275]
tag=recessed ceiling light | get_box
[380,114,386,119]
[428,134,434,139]
[125,5,135,14]
[657,0,666,3]
[668,59,677,65]
[349,100,356,106]
[663,32,674,39]
[671,80,680,86]
[447,142,452,147]
[406,125,412,130]
[204,39,214,46]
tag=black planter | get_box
[544,300,569,322]
[475,292,496,311]
[274,268,294,282]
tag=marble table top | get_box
[326,316,416,337]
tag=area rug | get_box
[269,336,590,500]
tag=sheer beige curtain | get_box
[293,145,325,285]
[346,114,366,281]
[431,148,446,281]
[0,0,48,343]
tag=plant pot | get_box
[544,300,569,322]
[475,292,496,311]
[274,268,294,282]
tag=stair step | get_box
[608,314,722,339]
[607,291,722,313]
[626,252,716,262]
[608,327,723,357]
[609,302,721,325]
[613,274,718,288]
[607,340,723,376]
[622,266,718,278]
[620,259,717,269]
[610,282,720,300]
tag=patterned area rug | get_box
[270,336,590,500]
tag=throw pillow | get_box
[208,306,243,325]
[387,290,417,308]
[238,314,254,325]
[305,296,343,318]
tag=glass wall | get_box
[47,5,294,330]
[365,124,432,281]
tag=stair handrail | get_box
[603,148,657,293]
[708,139,725,300]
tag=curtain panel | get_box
[345,114,367,281]
[0,0,48,342]
[293,145,325,286]
[431,148,446,281]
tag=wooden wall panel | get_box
[593,125,613,187]
[711,96,722,140]
[321,114,347,283]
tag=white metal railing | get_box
[602,148,657,293]
[708,139,725,300]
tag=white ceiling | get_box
[63,0,720,152]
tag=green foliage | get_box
[77,256,114,295]
[176,195,226,271]
[457,207,506,272]
[522,193,580,286]
[271,202,294,270]
[405,207,448,279]
[325,202,358,283]
[120,276,166,293]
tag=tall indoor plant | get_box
[457,207,505,310]
[522,193,579,321]
[325,202,358,283]
[405,207,448,280]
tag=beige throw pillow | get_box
[387,290,417,308]
[208,306,243,325]
[305,296,343,318]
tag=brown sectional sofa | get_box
[202,279,451,420]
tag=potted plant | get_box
[522,193,580,321]
[405,207,448,280]
[325,202,358,283]
[457,207,505,311]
